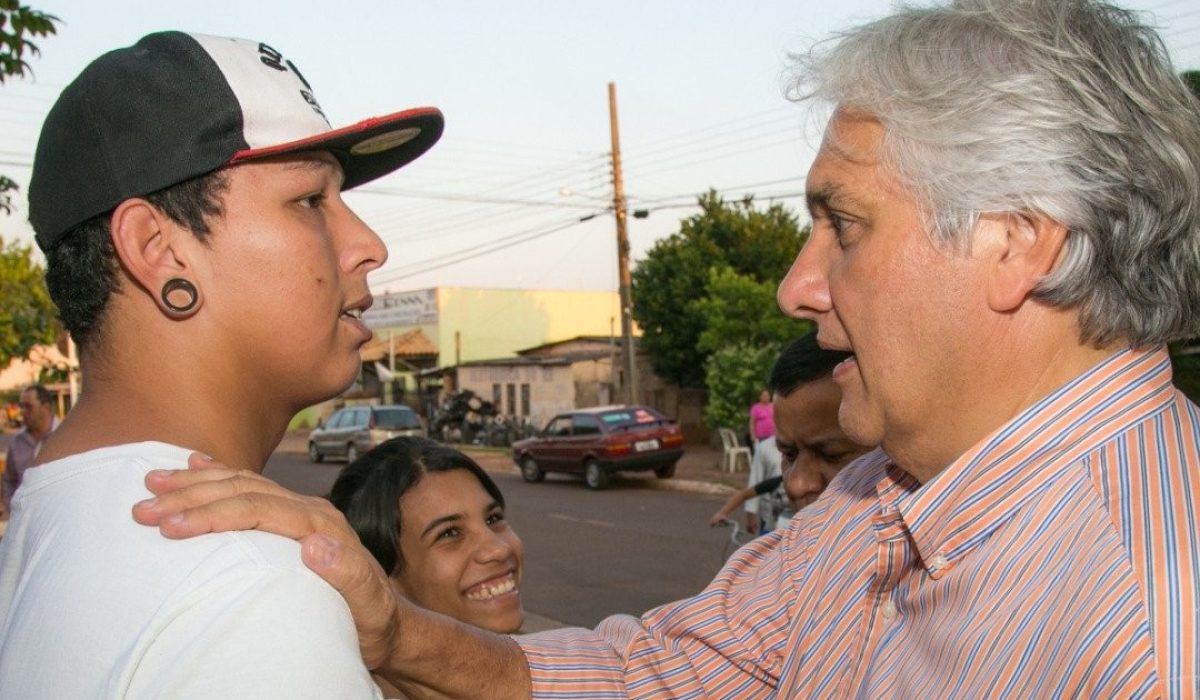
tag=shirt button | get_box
[930,553,949,570]
[881,599,897,621]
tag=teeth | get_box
[466,575,516,601]
[343,309,362,320]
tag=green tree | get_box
[0,2,59,214]
[0,236,58,368]
[1171,346,1200,404]
[1182,70,1200,103]
[631,191,807,388]
[692,265,800,354]
[703,342,781,432]
[1173,70,1200,402]
[692,266,811,429]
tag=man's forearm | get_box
[382,601,532,700]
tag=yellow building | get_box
[363,287,626,368]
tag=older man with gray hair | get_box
[137,0,1200,697]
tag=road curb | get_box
[474,456,735,497]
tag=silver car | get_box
[308,405,425,463]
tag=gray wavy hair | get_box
[790,0,1200,347]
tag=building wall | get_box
[436,288,621,367]
[572,357,615,407]
[456,363,575,429]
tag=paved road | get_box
[264,450,735,629]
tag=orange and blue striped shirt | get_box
[517,348,1199,698]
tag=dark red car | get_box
[512,405,684,490]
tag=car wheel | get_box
[584,460,609,490]
[346,443,359,463]
[654,462,676,479]
[520,456,545,483]
[308,442,323,463]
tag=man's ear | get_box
[108,198,203,318]
[980,212,1068,312]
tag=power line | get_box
[354,185,600,209]
[370,216,593,287]
[367,170,609,242]
[623,105,793,155]
[627,135,800,181]
[366,157,610,237]
[625,112,799,163]
[630,175,804,206]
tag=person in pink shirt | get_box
[747,389,775,446]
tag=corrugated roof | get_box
[358,329,438,362]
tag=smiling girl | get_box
[329,437,525,637]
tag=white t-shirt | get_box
[0,442,383,699]
[744,438,783,527]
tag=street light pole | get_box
[608,82,639,405]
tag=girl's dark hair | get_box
[328,436,506,576]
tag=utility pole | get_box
[608,82,639,405]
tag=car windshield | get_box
[597,407,667,431]
[373,408,421,429]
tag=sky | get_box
[3,0,1198,296]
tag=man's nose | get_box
[777,233,833,321]
[784,458,827,503]
[338,204,388,274]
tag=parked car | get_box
[308,405,425,463]
[511,405,684,490]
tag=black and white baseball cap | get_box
[29,31,444,251]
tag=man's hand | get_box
[745,512,761,535]
[131,455,400,669]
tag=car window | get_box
[374,407,421,429]
[327,410,348,429]
[572,415,602,435]
[354,408,370,428]
[545,417,572,436]
[599,406,668,431]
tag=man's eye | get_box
[817,450,852,464]
[300,192,326,209]
[828,213,853,245]
[486,512,506,526]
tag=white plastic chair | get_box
[718,428,751,473]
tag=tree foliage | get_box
[0,2,58,214]
[692,266,801,354]
[0,236,58,369]
[1172,70,1200,401]
[0,1,57,83]
[703,342,782,432]
[693,267,813,430]
[1170,345,1200,404]
[1182,70,1200,103]
[631,191,807,389]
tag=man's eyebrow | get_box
[803,436,859,452]
[806,182,855,214]
[281,156,335,171]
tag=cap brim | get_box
[229,106,444,189]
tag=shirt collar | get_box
[887,347,1176,578]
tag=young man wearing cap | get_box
[0,32,441,697]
